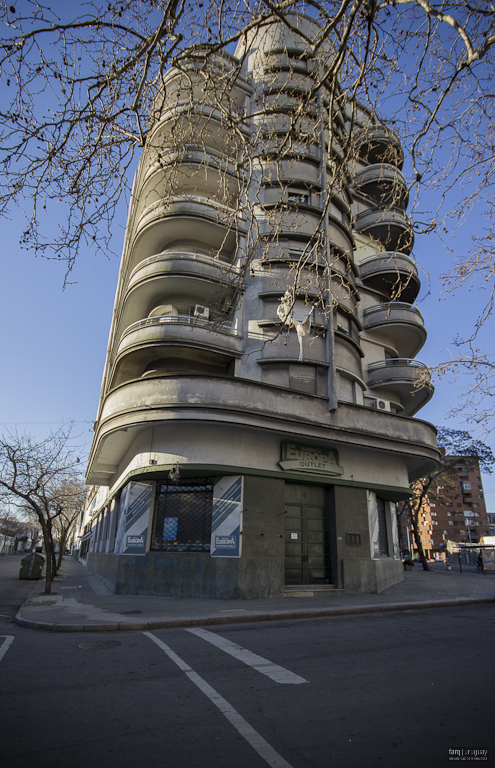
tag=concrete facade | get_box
[80,13,439,598]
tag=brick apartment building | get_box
[432,457,490,550]
[400,456,491,560]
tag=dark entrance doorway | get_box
[284,483,332,585]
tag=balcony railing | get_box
[360,251,415,273]
[353,124,404,168]
[354,207,414,253]
[358,251,419,302]
[353,163,407,189]
[367,358,432,416]
[129,250,240,281]
[367,358,429,375]
[121,315,237,341]
[363,302,423,321]
[363,303,426,357]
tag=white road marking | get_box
[0,636,15,663]
[186,627,308,685]
[144,631,294,768]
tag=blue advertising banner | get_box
[210,476,243,558]
[115,481,153,555]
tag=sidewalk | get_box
[15,557,495,632]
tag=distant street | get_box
[0,556,493,768]
[428,561,495,576]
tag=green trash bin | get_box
[19,553,45,580]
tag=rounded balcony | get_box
[149,102,248,157]
[135,146,243,218]
[109,315,242,389]
[359,252,419,303]
[117,315,240,356]
[117,252,242,339]
[129,197,246,269]
[354,207,414,254]
[262,138,320,163]
[159,57,249,114]
[362,302,426,358]
[353,163,408,208]
[258,206,326,240]
[262,158,321,187]
[263,70,317,96]
[254,110,322,138]
[367,359,433,416]
[354,125,404,168]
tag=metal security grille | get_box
[151,478,213,552]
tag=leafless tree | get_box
[1,1,494,406]
[0,424,83,593]
[50,478,86,570]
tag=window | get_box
[336,311,352,336]
[463,484,471,490]
[449,521,454,526]
[338,374,357,404]
[376,497,389,556]
[151,478,213,552]
[288,189,310,205]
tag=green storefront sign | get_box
[279,441,344,475]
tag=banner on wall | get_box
[114,481,153,555]
[210,476,243,558]
[368,491,381,559]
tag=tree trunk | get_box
[411,514,430,571]
[44,539,53,594]
[51,549,58,579]
[40,519,55,594]
[57,531,68,571]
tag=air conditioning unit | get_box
[194,304,209,319]
[376,399,391,412]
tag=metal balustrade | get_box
[367,358,429,373]
[363,302,423,318]
[120,314,237,341]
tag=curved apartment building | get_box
[81,14,439,597]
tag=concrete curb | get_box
[15,595,495,633]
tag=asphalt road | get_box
[1,555,494,768]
